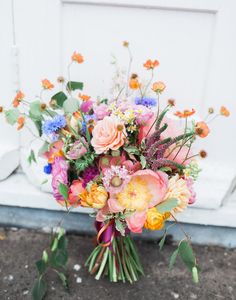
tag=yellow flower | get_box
[144,208,170,230]
[80,184,108,209]
[116,177,152,211]
[164,175,190,213]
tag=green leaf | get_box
[178,240,196,271]
[124,146,140,155]
[66,81,83,91]
[51,91,67,107]
[169,248,179,269]
[58,235,68,251]
[38,141,50,156]
[58,183,68,200]
[33,119,43,136]
[29,101,42,121]
[57,272,69,289]
[42,250,48,263]
[36,260,47,275]
[159,232,166,250]
[32,278,47,300]
[159,166,172,172]
[5,108,20,125]
[50,249,68,268]
[28,150,37,165]
[156,198,178,214]
[192,266,199,283]
[63,97,79,114]
[140,155,146,169]
[115,219,126,236]
[100,98,108,105]
[51,237,59,252]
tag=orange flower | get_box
[123,41,129,47]
[71,51,84,63]
[220,106,230,117]
[0,106,3,113]
[79,93,91,101]
[174,109,196,118]
[195,121,210,138]
[12,91,24,107]
[17,116,25,130]
[129,78,141,89]
[152,81,166,93]
[80,183,108,209]
[143,59,159,70]
[42,79,54,90]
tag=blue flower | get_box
[42,115,66,135]
[44,163,52,174]
[81,114,96,134]
[135,97,157,107]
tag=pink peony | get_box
[94,104,110,120]
[134,105,154,126]
[51,156,69,203]
[138,113,156,144]
[67,138,88,159]
[91,116,127,154]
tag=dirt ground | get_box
[0,228,235,300]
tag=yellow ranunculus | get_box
[144,208,170,231]
[80,183,108,209]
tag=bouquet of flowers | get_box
[1,43,230,294]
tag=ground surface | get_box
[0,228,235,300]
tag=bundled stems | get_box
[85,235,144,283]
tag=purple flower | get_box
[80,100,93,113]
[82,166,100,187]
[94,104,110,120]
[67,138,88,159]
[42,115,66,135]
[51,156,69,201]
[135,97,157,107]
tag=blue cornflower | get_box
[135,97,157,107]
[42,115,66,135]
[44,163,52,174]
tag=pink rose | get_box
[68,179,85,205]
[94,104,110,120]
[91,116,127,154]
[51,156,69,202]
[67,138,88,159]
[126,211,147,233]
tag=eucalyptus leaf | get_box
[36,259,47,275]
[178,240,196,271]
[115,219,126,236]
[42,250,48,263]
[50,249,68,268]
[57,272,69,289]
[38,141,50,156]
[5,108,19,125]
[140,155,146,169]
[192,266,199,283]
[29,100,42,121]
[58,183,68,200]
[169,248,179,269]
[32,278,47,300]
[159,232,166,250]
[28,150,37,165]
[51,91,67,107]
[156,198,178,214]
[66,81,83,91]
[124,146,140,155]
[63,97,79,114]
[33,119,43,136]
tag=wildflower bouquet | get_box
[1,43,230,291]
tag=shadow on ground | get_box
[0,228,235,300]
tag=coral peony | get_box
[68,180,85,205]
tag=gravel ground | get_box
[0,228,235,300]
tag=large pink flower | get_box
[107,169,168,233]
[51,156,69,203]
[91,116,127,154]
[94,104,110,120]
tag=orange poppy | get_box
[12,91,24,107]
[152,81,166,93]
[42,79,54,90]
[129,78,141,90]
[220,106,230,117]
[174,109,196,118]
[143,59,159,70]
[195,121,210,138]
[72,51,84,63]
[79,93,91,101]
[17,116,25,130]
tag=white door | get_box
[1,0,236,223]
